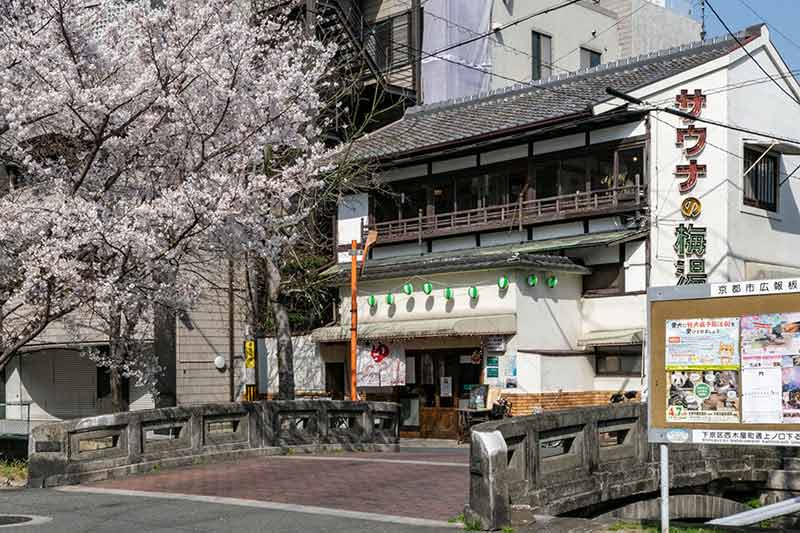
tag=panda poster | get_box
[666,370,739,423]
[357,341,406,387]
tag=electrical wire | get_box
[704,0,800,106]
[733,0,800,58]
[430,0,585,57]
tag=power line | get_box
[430,0,584,57]
[733,0,800,57]
[704,0,800,106]
[548,1,649,69]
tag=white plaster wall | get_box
[580,294,646,335]
[724,44,800,281]
[531,221,584,241]
[337,193,369,263]
[481,230,526,247]
[588,216,624,233]
[490,0,618,89]
[265,334,324,395]
[431,235,477,253]
[534,133,585,156]
[594,375,643,392]
[590,121,647,145]
[371,242,425,260]
[645,66,731,286]
[431,155,477,174]
[624,240,647,292]
[342,269,518,324]
[540,354,595,393]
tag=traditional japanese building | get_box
[310,25,800,437]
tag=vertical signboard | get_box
[649,278,800,446]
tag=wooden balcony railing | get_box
[366,183,646,244]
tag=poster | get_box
[665,317,740,369]
[666,370,739,423]
[741,368,782,424]
[440,376,452,398]
[356,341,405,386]
[783,355,800,422]
[503,354,518,389]
[741,313,800,368]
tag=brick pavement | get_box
[93,451,469,521]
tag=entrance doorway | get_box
[401,348,482,438]
[325,362,345,400]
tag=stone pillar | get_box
[465,430,510,531]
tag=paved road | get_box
[0,447,470,532]
[0,488,459,532]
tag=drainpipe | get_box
[228,258,235,402]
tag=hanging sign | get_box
[673,88,708,285]
[440,376,453,398]
[484,335,506,352]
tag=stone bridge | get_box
[27,400,400,488]
[466,402,800,529]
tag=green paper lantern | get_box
[367,295,376,307]
[527,274,538,287]
[468,286,479,299]
[547,275,558,288]
[386,293,395,305]
[402,282,414,295]
[444,287,454,300]
[498,275,509,289]
[422,282,433,295]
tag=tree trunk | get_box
[264,256,294,400]
[108,309,129,412]
[110,367,128,412]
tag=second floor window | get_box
[580,47,601,69]
[531,31,552,81]
[368,12,413,73]
[744,147,778,212]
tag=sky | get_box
[701,0,800,69]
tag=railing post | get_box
[418,209,423,245]
[635,173,641,205]
[575,191,580,210]
[555,198,560,215]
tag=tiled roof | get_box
[352,28,759,161]
[320,228,652,284]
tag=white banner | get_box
[357,342,405,387]
[711,278,800,298]
[693,429,800,446]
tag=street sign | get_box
[648,278,800,446]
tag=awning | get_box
[578,328,644,347]
[312,314,517,343]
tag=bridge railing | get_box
[465,402,788,530]
[28,400,400,488]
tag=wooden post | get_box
[518,195,523,231]
[635,172,641,205]
[418,209,423,245]
[349,240,358,401]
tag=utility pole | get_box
[700,0,706,41]
[349,239,358,400]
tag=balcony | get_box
[366,183,646,245]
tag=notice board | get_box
[649,278,800,446]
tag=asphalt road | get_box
[0,488,458,533]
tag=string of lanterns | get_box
[366,273,559,307]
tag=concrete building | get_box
[421,0,701,102]
[305,25,800,438]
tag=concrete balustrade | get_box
[27,400,400,488]
[466,402,793,530]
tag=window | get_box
[579,48,601,69]
[583,262,624,296]
[744,147,778,211]
[367,12,413,72]
[596,346,642,376]
[531,31,552,80]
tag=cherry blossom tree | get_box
[0,0,343,407]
